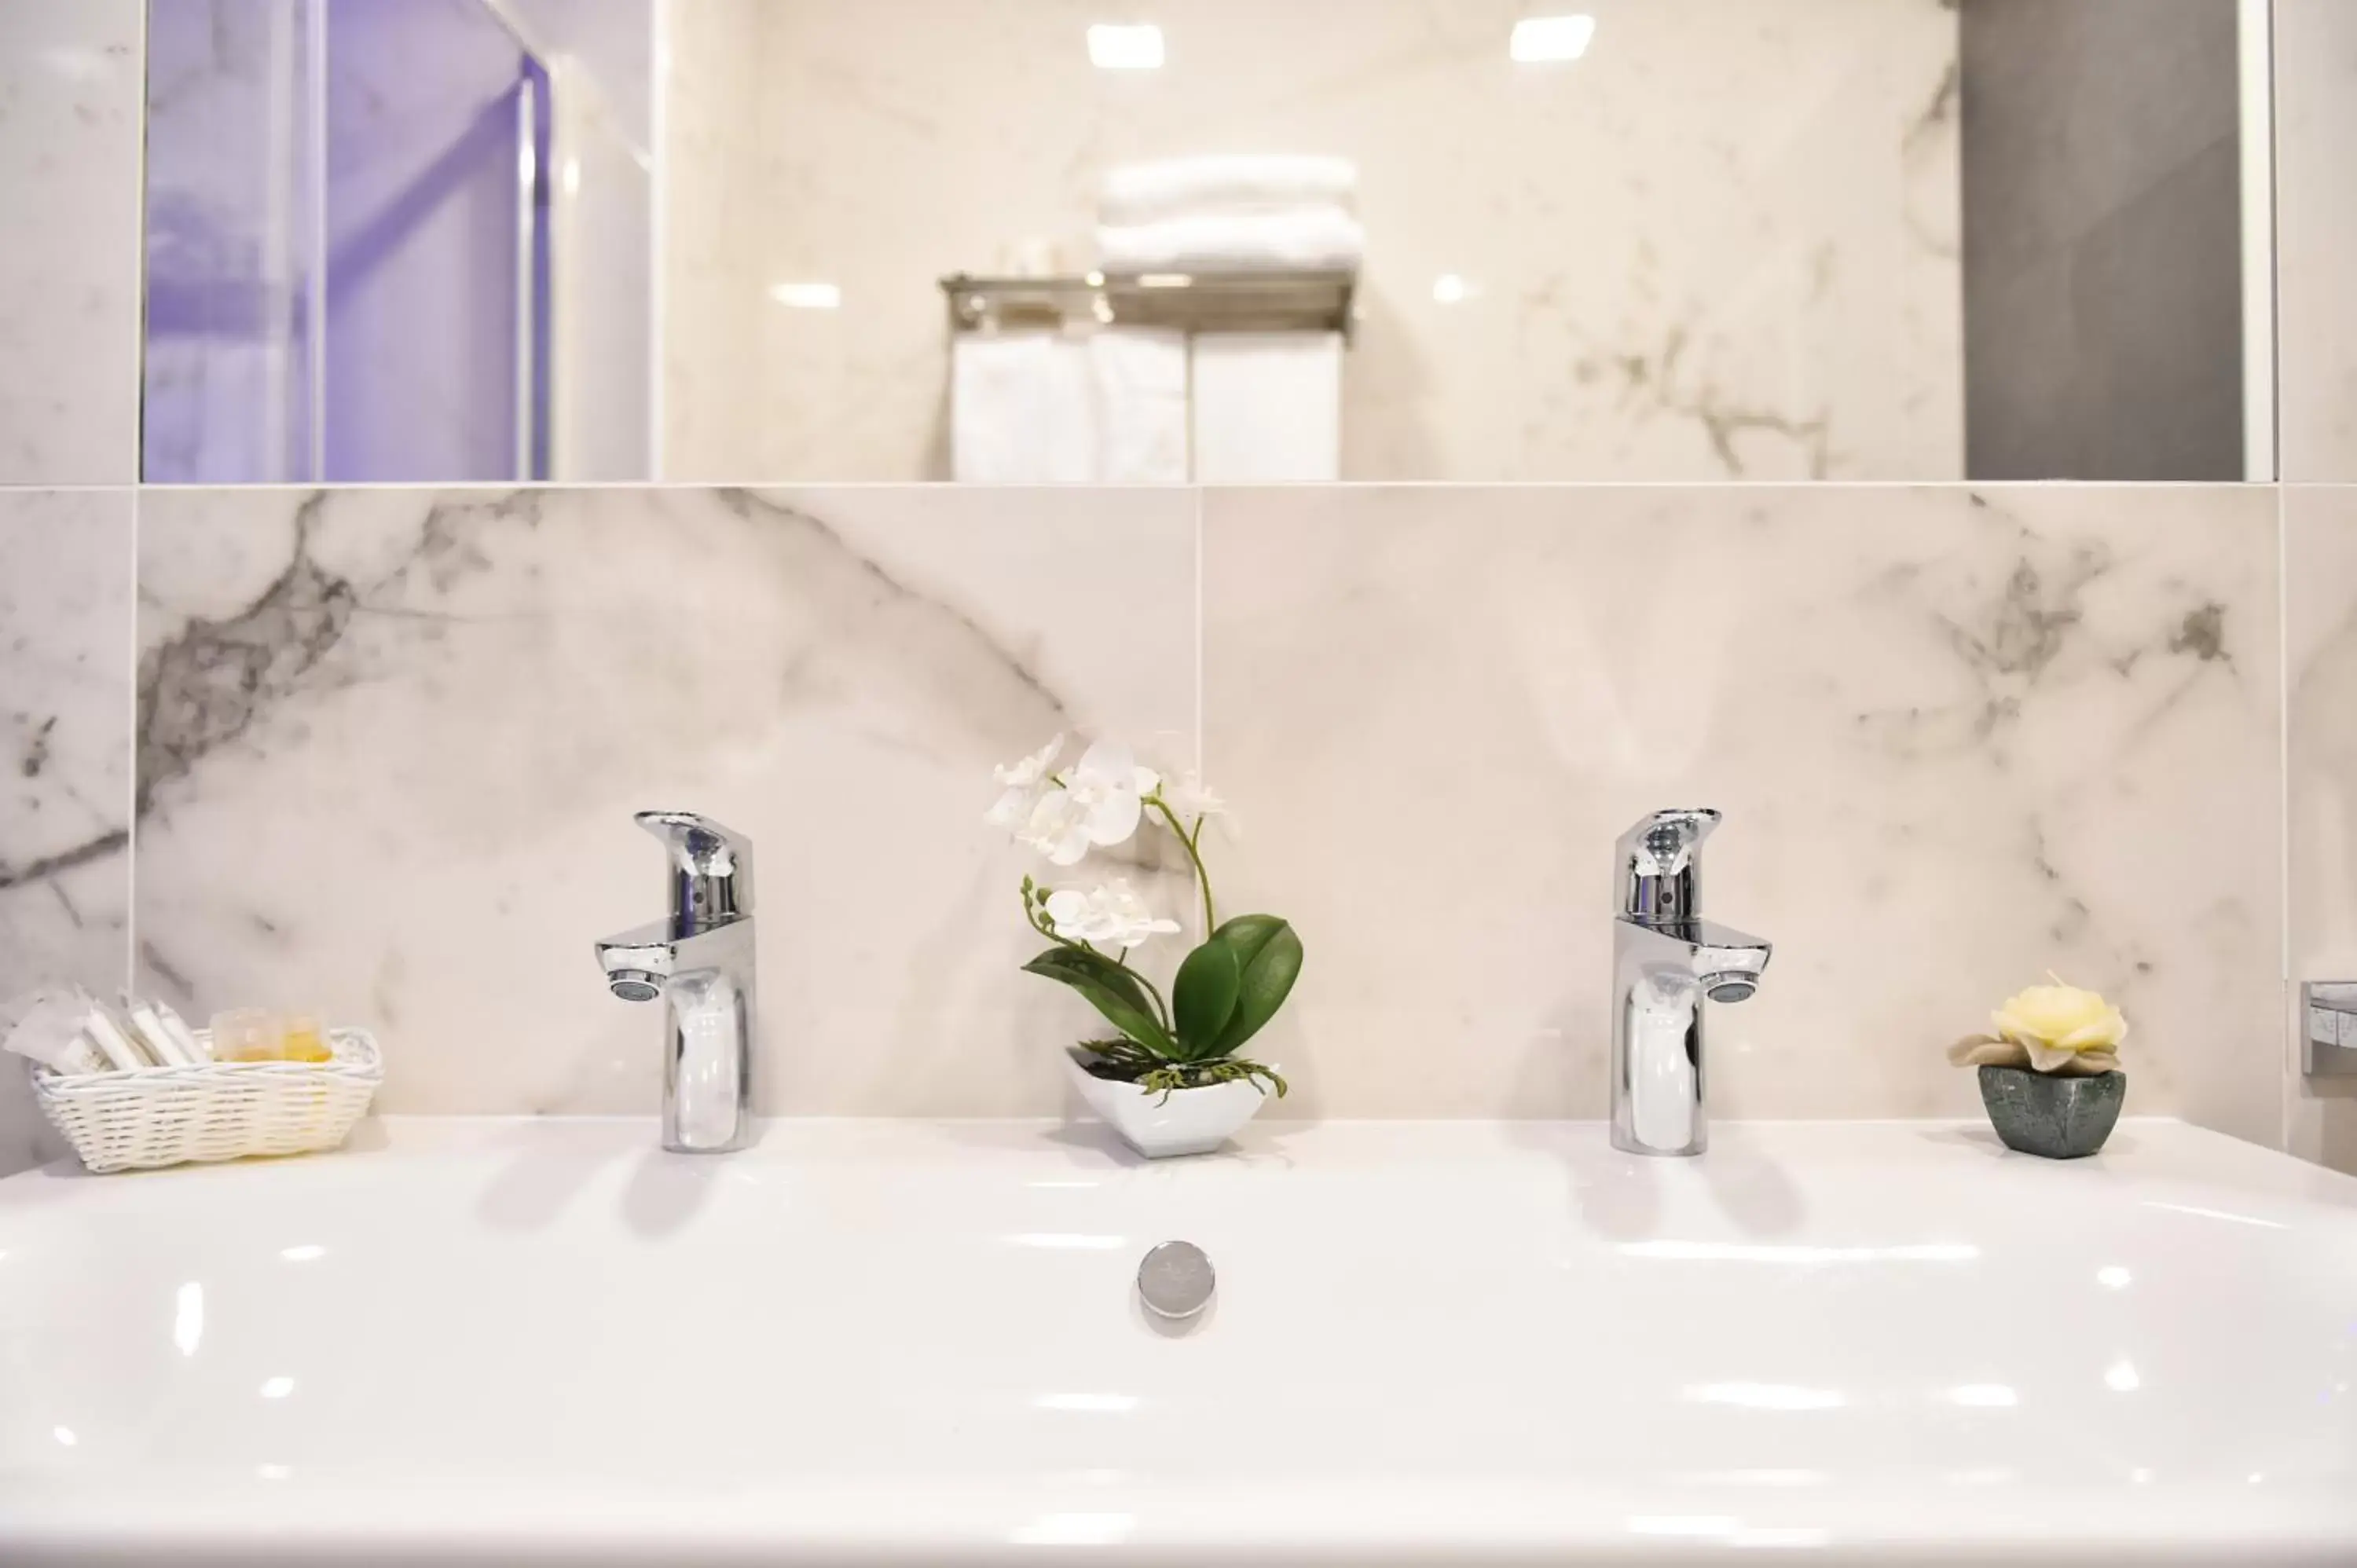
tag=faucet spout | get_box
[1610,811,1770,1157]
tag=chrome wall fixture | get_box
[2301,982,2357,1079]
[941,269,1356,339]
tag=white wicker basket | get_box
[30,1028,383,1174]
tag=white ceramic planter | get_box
[1061,1049,1276,1158]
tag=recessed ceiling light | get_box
[1511,15,1596,63]
[1089,24,1165,70]
[769,282,842,310]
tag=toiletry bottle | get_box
[210,1008,284,1063]
[280,1011,332,1064]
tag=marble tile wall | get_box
[2,482,2251,1150]
[1202,485,2283,1141]
[673,0,1962,483]
[0,0,144,484]
[129,486,1197,1117]
[2286,486,2357,1173]
[2271,6,2357,1177]
[0,492,136,1173]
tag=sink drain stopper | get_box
[1137,1240,1215,1321]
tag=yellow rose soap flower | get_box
[1993,981,2128,1058]
[1948,976,2127,1077]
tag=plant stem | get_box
[1133,970,1172,1031]
[1022,886,1085,951]
[1151,799,1217,936]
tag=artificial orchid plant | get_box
[986,735,1299,1099]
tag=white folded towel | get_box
[951,333,1094,483]
[951,328,1189,483]
[1089,328,1189,483]
[1100,155,1358,226]
[1189,332,1343,482]
[1098,207,1365,276]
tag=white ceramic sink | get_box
[2,1116,2354,1565]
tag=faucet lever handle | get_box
[636,810,754,932]
[1617,808,1721,925]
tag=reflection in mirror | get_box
[134,0,2272,485]
[2276,0,2357,481]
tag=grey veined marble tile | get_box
[1203,484,2281,1141]
[0,489,134,1174]
[130,486,1197,1118]
[2285,486,2357,1173]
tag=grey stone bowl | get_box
[1977,1065,2125,1159]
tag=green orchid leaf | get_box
[1021,947,1177,1057]
[1171,939,1242,1061]
[1205,914,1304,1058]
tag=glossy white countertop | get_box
[2,1116,2354,1566]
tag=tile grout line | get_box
[649,0,670,479]
[2278,479,2292,1155]
[127,0,149,491]
[1193,485,1204,779]
[126,485,138,1000]
[123,0,150,1002]
[2268,0,2292,1155]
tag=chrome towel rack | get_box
[940,269,1356,341]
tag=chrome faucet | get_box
[595,811,757,1153]
[1611,808,1771,1157]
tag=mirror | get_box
[135,0,2273,485]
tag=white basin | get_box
[2,1116,2353,1565]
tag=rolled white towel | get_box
[1098,207,1365,275]
[1099,155,1358,227]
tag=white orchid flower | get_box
[1017,787,1093,865]
[1018,738,1153,861]
[1043,880,1181,950]
[1158,771,1226,821]
[984,735,1063,830]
